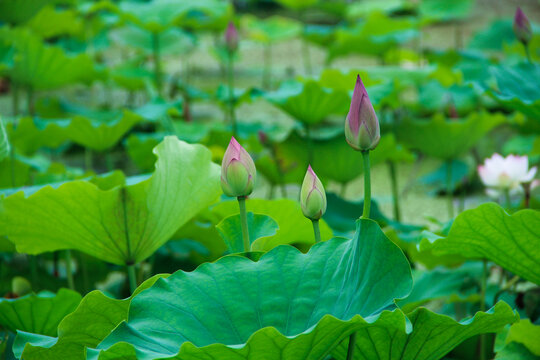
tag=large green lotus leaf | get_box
[210,199,333,251]
[0,289,81,336]
[88,219,413,359]
[216,212,279,253]
[505,320,540,356]
[496,342,538,360]
[346,0,411,18]
[0,137,221,265]
[303,24,335,46]
[417,80,479,116]
[7,111,143,153]
[483,64,540,120]
[13,275,167,360]
[328,13,418,61]
[242,15,302,44]
[468,20,516,51]
[264,80,350,125]
[397,263,482,313]
[0,0,52,24]
[110,64,154,91]
[25,5,83,39]
[396,112,504,159]
[0,29,100,90]
[109,26,196,56]
[6,117,67,155]
[421,203,540,285]
[0,156,31,189]
[333,302,518,360]
[117,0,231,33]
[419,0,473,22]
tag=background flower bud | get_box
[300,165,327,220]
[225,21,239,53]
[345,75,380,151]
[221,137,256,197]
[514,7,532,45]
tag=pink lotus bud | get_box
[225,21,239,53]
[221,137,256,197]
[300,165,327,220]
[514,7,532,45]
[345,75,380,151]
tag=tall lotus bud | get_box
[221,137,256,197]
[300,165,327,220]
[514,7,532,45]
[225,21,239,54]
[345,75,380,151]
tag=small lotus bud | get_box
[12,276,31,297]
[345,75,380,151]
[257,130,269,146]
[300,165,327,220]
[514,7,532,45]
[221,137,256,197]
[225,21,239,54]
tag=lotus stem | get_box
[302,40,312,76]
[311,219,321,243]
[151,32,162,97]
[84,148,93,171]
[305,124,313,164]
[446,160,454,219]
[127,264,137,293]
[346,332,357,360]
[388,161,401,222]
[525,44,532,63]
[65,250,75,290]
[26,86,35,116]
[340,182,348,198]
[479,258,488,360]
[237,196,250,252]
[493,275,519,304]
[263,44,272,89]
[504,189,511,211]
[361,151,371,219]
[227,52,237,136]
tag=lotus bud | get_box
[300,165,327,220]
[225,21,239,54]
[221,137,256,197]
[514,7,532,45]
[345,75,380,151]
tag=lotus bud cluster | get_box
[345,75,380,151]
[514,7,532,45]
[225,21,239,54]
[221,137,256,197]
[478,153,537,197]
[300,165,327,220]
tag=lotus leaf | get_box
[421,203,540,285]
[109,26,196,56]
[242,15,302,44]
[216,212,279,253]
[0,137,221,265]
[419,0,474,22]
[0,0,53,24]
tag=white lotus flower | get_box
[478,153,537,197]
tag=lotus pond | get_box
[0,0,539,359]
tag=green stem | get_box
[65,250,75,290]
[305,124,313,164]
[493,275,519,304]
[12,84,18,117]
[237,196,250,252]
[84,148,93,172]
[29,256,38,290]
[127,264,137,293]
[504,189,511,211]
[361,151,371,219]
[268,184,275,199]
[311,219,321,243]
[227,52,237,136]
[105,152,114,172]
[388,161,400,222]
[446,160,454,219]
[26,86,34,116]
[346,332,357,360]
[340,182,348,198]
[479,258,488,360]
[263,44,272,89]
[525,43,532,63]
[152,32,162,97]
[302,40,312,75]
